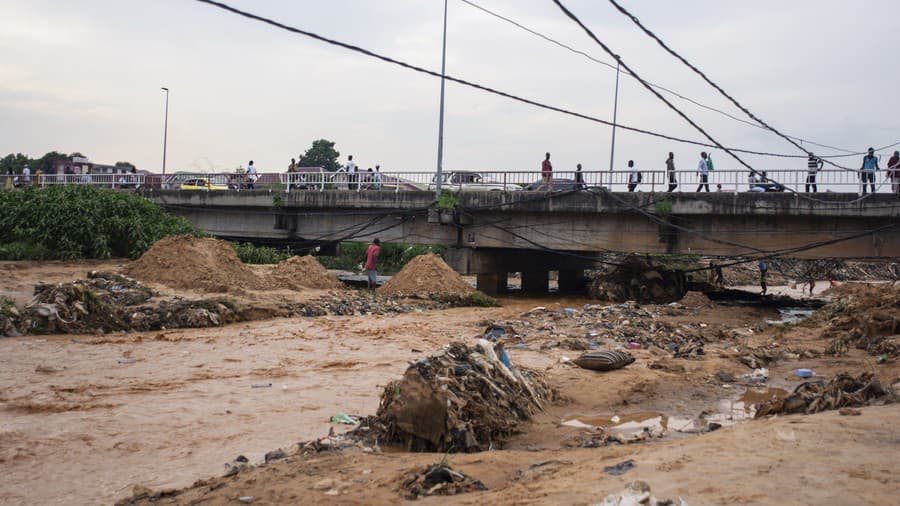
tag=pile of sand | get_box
[125,235,264,293]
[679,290,714,308]
[377,254,474,297]
[270,256,342,290]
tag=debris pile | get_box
[0,296,22,337]
[377,254,475,298]
[587,256,687,303]
[362,340,554,452]
[125,234,264,293]
[733,343,820,369]
[755,373,894,417]
[678,291,713,309]
[270,255,342,290]
[399,463,487,500]
[812,284,898,357]
[20,271,241,334]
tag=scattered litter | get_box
[627,342,641,350]
[795,368,813,378]
[715,371,735,383]
[572,350,635,371]
[264,449,286,462]
[238,496,254,504]
[598,480,688,506]
[251,382,273,389]
[743,368,769,383]
[117,358,137,365]
[561,419,595,429]
[604,459,635,476]
[399,463,487,500]
[330,413,359,425]
[610,415,621,424]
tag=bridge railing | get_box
[2,168,894,194]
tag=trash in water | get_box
[251,382,272,388]
[795,368,813,378]
[572,350,635,371]
[604,459,635,475]
[117,358,137,365]
[330,413,359,425]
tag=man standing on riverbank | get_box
[365,238,381,290]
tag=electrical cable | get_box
[193,0,856,160]
[603,0,892,171]
[460,0,893,158]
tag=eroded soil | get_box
[0,261,897,505]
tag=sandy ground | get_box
[0,261,897,505]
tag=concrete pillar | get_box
[522,270,549,295]
[558,269,586,293]
[476,272,508,296]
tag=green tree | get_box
[298,139,341,172]
[0,153,30,174]
[115,161,136,171]
[35,151,69,173]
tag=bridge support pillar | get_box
[522,270,549,295]
[476,273,508,296]
[558,269,586,293]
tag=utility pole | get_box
[435,0,448,197]
[161,87,169,175]
[608,57,620,174]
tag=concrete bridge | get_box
[146,189,899,293]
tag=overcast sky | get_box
[1,0,898,174]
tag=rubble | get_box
[0,296,22,337]
[810,284,899,358]
[398,463,487,500]
[599,480,687,506]
[360,340,554,452]
[586,255,687,303]
[755,373,894,417]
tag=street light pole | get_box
[608,58,620,174]
[161,87,169,175]
[435,0,448,197]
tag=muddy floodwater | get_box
[1,261,897,505]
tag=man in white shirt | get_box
[247,160,258,189]
[22,165,31,184]
[627,160,640,192]
[346,155,358,191]
[696,152,710,192]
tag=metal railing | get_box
[2,168,896,194]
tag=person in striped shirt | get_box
[806,152,823,192]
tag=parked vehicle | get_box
[428,171,521,192]
[180,177,229,191]
[524,178,581,191]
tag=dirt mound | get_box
[125,235,262,293]
[587,255,686,303]
[360,340,554,452]
[679,290,713,308]
[270,255,341,290]
[377,254,474,297]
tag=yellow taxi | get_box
[180,177,229,191]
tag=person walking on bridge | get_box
[696,152,710,192]
[859,147,879,194]
[887,150,900,194]
[806,152,823,192]
[666,152,677,192]
[541,152,553,191]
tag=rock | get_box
[264,449,286,463]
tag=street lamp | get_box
[608,56,620,174]
[434,0,448,197]
[161,87,169,175]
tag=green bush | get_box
[0,185,196,259]
[232,242,290,264]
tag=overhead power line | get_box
[192,0,853,160]
[459,0,879,157]
[603,0,874,170]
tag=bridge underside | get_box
[149,190,899,294]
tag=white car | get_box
[428,171,521,192]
